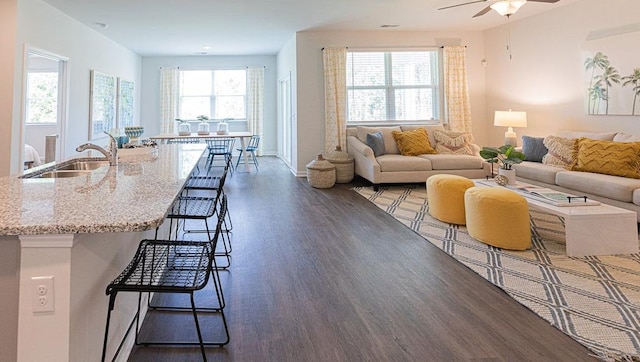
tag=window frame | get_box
[178,68,248,122]
[345,48,443,126]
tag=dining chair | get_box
[205,138,235,173]
[235,135,260,171]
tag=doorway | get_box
[279,74,292,166]
[21,47,68,168]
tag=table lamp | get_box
[494,110,527,146]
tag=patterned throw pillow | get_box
[391,128,437,156]
[542,136,576,169]
[433,130,475,155]
[571,138,640,178]
[366,132,385,157]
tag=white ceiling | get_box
[42,0,581,56]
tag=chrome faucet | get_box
[75,132,118,166]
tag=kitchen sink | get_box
[56,160,110,171]
[38,170,92,178]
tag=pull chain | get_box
[506,14,512,60]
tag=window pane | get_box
[347,89,386,121]
[391,52,434,86]
[181,70,211,96]
[215,96,246,119]
[347,52,385,87]
[346,50,440,123]
[395,88,434,120]
[27,72,58,124]
[180,97,210,119]
[28,99,58,123]
[214,70,246,95]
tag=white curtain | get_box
[247,66,264,155]
[443,46,472,133]
[322,47,347,154]
[159,67,179,134]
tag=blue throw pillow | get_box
[522,135,548,162]
[366,132,385,157]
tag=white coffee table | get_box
[474,180,639,257]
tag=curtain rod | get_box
[321,47,349,51]
[440,45,467,48]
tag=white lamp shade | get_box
[490,0,527,16]
[494,110,528,128]
[494,110,527,146]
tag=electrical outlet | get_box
[31,276,54,313]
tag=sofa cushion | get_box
[613,133,640,142]
[521,136,547,162]
[513,161,564,184]
[366,132,385,157]
[419,154,484,170]
[433,130,475,155]
[556,130,616,141]
[376,154,432,172]
[571,138,640,179]
[556,171,640,203]
[542,136,576,169]
[356,126,401,154]
[391,128,437,156]
[401,124,445,149]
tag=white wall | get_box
[13,0,141,175]
[140,55,278,155]
[1,0,18,178]
[293,30,487,175]
[483,0,640,146]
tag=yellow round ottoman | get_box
[464,187,531,250]
[427,174,475,225]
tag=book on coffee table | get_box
[476,180,600,207]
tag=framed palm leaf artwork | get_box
[583,31,640,116]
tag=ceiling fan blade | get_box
[437,0,487,11]
[472,5,493,18]
[528,0,560,2]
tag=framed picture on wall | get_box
[118,78,134,128]
[89,70,117,140]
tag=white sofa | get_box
[513,130,640,221]
[346,124,491,190]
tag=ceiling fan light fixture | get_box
[490,0,527,16]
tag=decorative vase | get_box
[498,168,517,185]
[216,121,229,135]
[178,122,191,136]
[197,121,210,135]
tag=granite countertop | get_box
[0,144,206,235]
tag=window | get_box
[26,71,58,124]
[346,50,440,124]
[179,69,246,121]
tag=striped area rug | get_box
[353,185,640,361]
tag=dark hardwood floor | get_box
[128,157,594,361]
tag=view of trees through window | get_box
[26,72,58,124]
[346,51,440,123]
[179,69,247,120]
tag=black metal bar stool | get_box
[101,198,229,362]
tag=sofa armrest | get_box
[347,135,376,162]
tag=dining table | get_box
[150,131,254,172]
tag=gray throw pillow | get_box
[522,135,548,162]
[366,132,385,157]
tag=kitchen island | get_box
[0,143,206,362]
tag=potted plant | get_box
[175,118,191,136]
[479,145,525,185]
[196,115,210,135]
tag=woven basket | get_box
[306,154,336,189]
[324,146,354,183]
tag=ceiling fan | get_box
[438,0,560,18]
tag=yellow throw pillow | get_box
[542,135,577,169]
[571,138,640,178]
[391,128,437,156]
